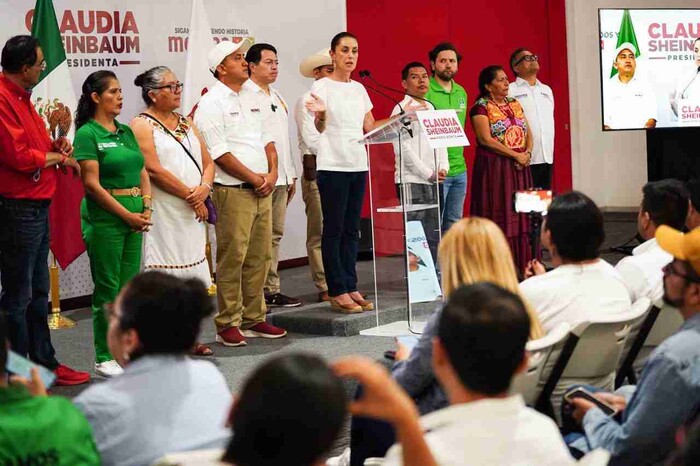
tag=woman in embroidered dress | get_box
[131,66,215,355]
[469,65,534,272]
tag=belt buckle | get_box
[130,187,139,197]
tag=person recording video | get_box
[603,43,657,130]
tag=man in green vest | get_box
[0,313,100,465]
[425,42,468,232]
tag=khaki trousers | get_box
[212,185,271,329]
[301,178,327,292]
[264,185,288,294]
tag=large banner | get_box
[599,9,700,130]
[0,0,346,298]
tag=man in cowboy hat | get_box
[294,49,334,303]
[194,39,287,347]
[603,42,657,130]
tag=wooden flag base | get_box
[47,255,76,330]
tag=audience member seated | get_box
[685,178,700,231]
[615,180,688,302]
[520,190,632,332]
[154,353,347,466]
[0,313,100,465]
[564,225,700,466]
[335,283,575,466]
[74,271,232,466]
[349,217,545,465]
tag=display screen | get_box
[599,9,700,130]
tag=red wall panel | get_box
[347,0,572,253]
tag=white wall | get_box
[565,0,699,209]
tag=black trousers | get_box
[530,163,553,190]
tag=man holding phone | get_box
[0,313,100,463]
[565,225,700,465]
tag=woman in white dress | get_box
[670,37,700,118]
[131,66,215,355]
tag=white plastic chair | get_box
[510,322,570,406]
[632,301,683,374]
[535,299,651,423]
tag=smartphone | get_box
[6,350,57,388]
[395,335,419,352]
[514,189,553,214]
[564,387,617,416]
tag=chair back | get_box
[510,322,570,406]
[577,449,611,466]
[616,297,653,367]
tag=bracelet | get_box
[201,182,213,192]
[59,154,67,165]
[144,205,154,212]
[142,195,152,200]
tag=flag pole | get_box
[47,252,76,329]
[205,226,217,296]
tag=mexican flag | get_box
[610,9,640,78]
[31,0,86,269]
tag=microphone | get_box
[359,69,437,109]
[681,66,700,99]
[358,75,413,137]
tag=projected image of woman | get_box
[671,37,700,118]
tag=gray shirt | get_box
[74,355,232,466]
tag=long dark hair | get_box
[74,70,117,130]
[477,65,504,99]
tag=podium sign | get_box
[416,109,470,149]
[406,221,442,304]
[679,99,700,127]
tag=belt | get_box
[0,196,51,208]
[214,182,256,190]
[108,187,142,197]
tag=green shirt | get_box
[425,77,468,176]
[0,385,100,465]
[74,119,144,189]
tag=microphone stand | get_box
[359,76,413,138]
[360,70,437,109]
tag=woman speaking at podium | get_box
[304,32,393,314]
[469,65,534,272]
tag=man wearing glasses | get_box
[243,43,301,309]
[509,48,555,190]
[0,36,89,385]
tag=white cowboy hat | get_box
[299,48,333,78]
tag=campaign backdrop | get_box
[0,0,346,298]
[599,9,700,129]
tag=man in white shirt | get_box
[295,49,334,303]
[333,283,576,466]
[392,62,449,262]
[194,40,287,347]
[509,48,554,189]
[244,43,301,309]
[521,191,631,332]
[603,43,658,130]
[616,180,688,303]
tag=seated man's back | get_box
[0,384,100,465]
[75,356,231,466]
[520,259,632,332]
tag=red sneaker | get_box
[241,322,287,339]
[215,326,247,347]
[54,364,90,386]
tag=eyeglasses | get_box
[514,54,538,66]
[154,82,184,93]
[662,261,700,283]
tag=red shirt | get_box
[0,74,56,200]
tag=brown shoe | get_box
[330,297,363,314]
[318,291,331,303]
[352,297,374,311]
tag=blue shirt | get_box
[582,313,700,465]
[391,308,448,414]
[74,355,232,466]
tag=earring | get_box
[122,352,130,362]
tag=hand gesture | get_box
[286,180,297,205]
[124,212,152,232]
[53,136,74,156]
[523,259,546,279]
[194,203,208,222]
[255,173,275,197]
[186,185,209,207]
[60,156,81,177]
[332,356,419,425]
[10,367,48,397]
[305,93,326,114]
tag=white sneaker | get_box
[95,360,124,378]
